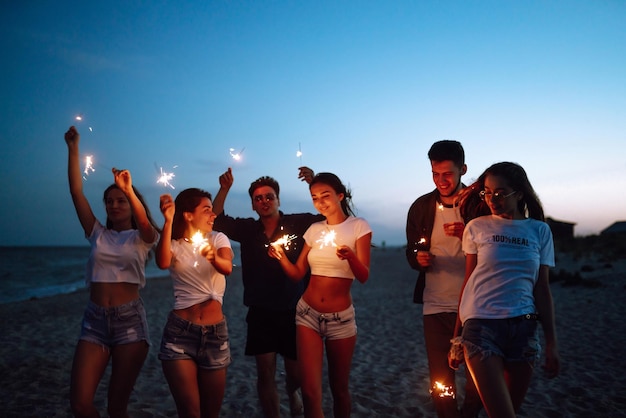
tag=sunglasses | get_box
[253,193,277,203]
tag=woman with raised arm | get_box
[155,188,234,418]
[269,172,372,418]
[65,126,159,418]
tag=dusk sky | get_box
[2,1,625,247]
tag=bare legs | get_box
[297,326,356,418]
[162,359,227,418]
[70,340,148,418]
[255,353,303,417]
[465,354,533,418]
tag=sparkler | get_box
[187,230,210,268]
[430,381,455,399]
[269,234,298,251]
[315,229,337,249]
[413,237,427,253]
[83,155,95,179]
[156,164,177,189]
[296,142,303,165]
[74,114,94,132]
[229,147,245,161]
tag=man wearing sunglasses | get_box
[213,167,324,418]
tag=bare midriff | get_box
[303,274,354,312]
[90,282,141,307]
[174,298,224,325]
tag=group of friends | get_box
[64,125,559,418]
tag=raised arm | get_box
[155,194,175,269]
[112,168,157,244]
[212,167,233,216]
[65,126,96,236]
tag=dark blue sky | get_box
[2,1,625,246]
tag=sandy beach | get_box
[1,247,625,417]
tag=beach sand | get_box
[1,247,625,417]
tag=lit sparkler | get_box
[74,114,94,132]
[83,155,95,179]
[187,230,210,268]
[316,229,337,249]
[430,381,455,399]
[296,142,303,165]
[229,147,245,161]
[156,165,176,189]
[413,237,427,253]
[269,234,298,251]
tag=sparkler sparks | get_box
[269,234,298,251]
[413,237,427,253]
[156,165,177,189]
[83,155,95,179]
[315,229,337,249]
[296,142,303,164]
[229,147,245,161]
[430,382,455,399]
[187,230,210,268]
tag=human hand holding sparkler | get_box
[64,126,80,147]
[298,166,315,184]
[443,222,465,240]
[336,245,354,261]
[414,237,434,268]
[159,194,175,223]
[112,168,134,195]
[219,167,234,190]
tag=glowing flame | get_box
[430,381,455,399]
[75,115,83,121]
[413,237,427,253]
[269,234,297,251]
[438,203,444,211]
[229,147,245,161]
[83,155,95,178]
[156,167,175,189]
[187,230,209,268]
[316,229,337,249]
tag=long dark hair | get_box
[309,172,355,217]
[460,162,545,221]
[172,188,213,240]
[103,184,159,231]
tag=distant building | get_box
[546,217,575,240]
[601,221,626,235]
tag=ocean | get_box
[0,245,241,305]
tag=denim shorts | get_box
[295,298,356,340]
[158,311,231,370]
[79,298,150,348]
[461,316,540,365]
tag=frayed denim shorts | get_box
[158,311,231,370]
[295,298,356,340]
[461,316,540,365]
[79,298,150,349]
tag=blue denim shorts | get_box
[295,298,356,340]
[461,316,540,365]
[79,298,150,348]
[158,312,231,370]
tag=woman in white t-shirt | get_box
[155,188,234,418]
[451,162,560,418]
[64,126,159,418]
[269,172,372,418]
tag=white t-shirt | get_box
[86,221,156,288]
[423,204,465,315]
[169,231,233,309]
[459,215,555,324]
[304,216,371,279]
